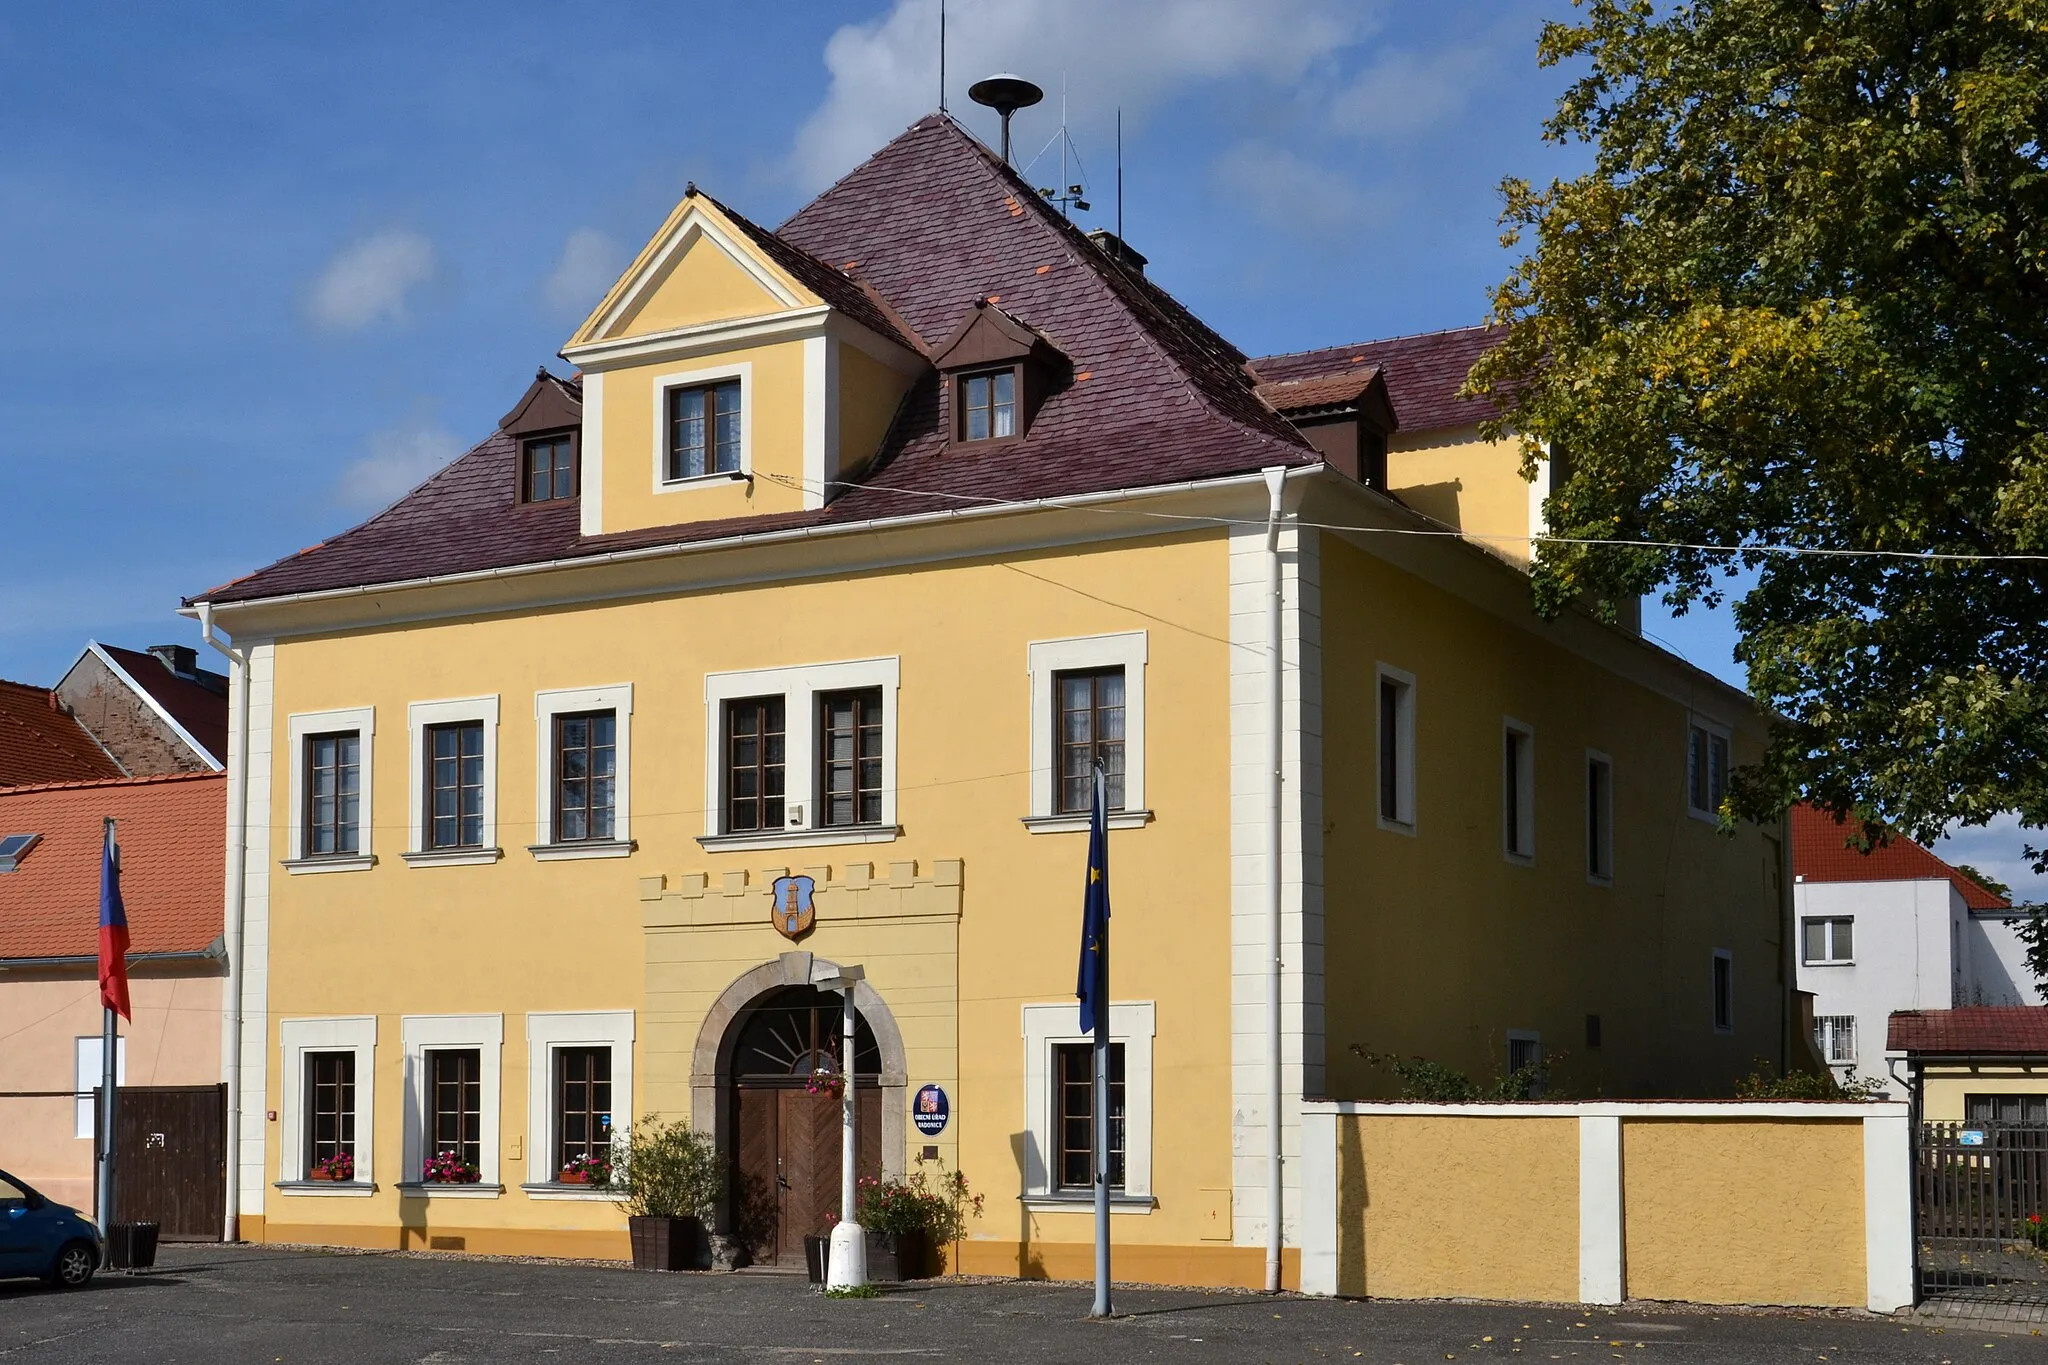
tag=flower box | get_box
[558,1170,589,1185]
[421,1151,482,1184]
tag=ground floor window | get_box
[556,1046,613,1170]
[430,1048,483,1168]
[1020,1001,1154,1201]
[1967,1093,2048,1127]
[306,1051,357,1170]
[1053,1042,1126,1191]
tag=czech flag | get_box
[98,821,130,1021]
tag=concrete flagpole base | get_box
[826,1222,868,1290]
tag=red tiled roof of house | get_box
[1792,802,2009,910]
[98,645,229,766]
[0,680,123,788]
[1889,1007,2048,1056]
[0,772,224,960]
[192,114,1317,608]
[1252,325,1500,434]
[1254,368,1385,415]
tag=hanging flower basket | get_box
[805,1068,845,1101]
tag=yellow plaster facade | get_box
[1920,1065,2048,1123]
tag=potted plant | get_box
[606,1114,720,1271]
[308,1152,355,1182]
[805,1068,844,1101]
[559,1154,610,1186]
[853,1164,983,1281]
[422,1150,482,1184]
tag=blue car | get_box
[0,1168,101,1289]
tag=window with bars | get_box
[819,688,883,827]
[1055,668,1125,815]
[306,1051,356,1172]
[1689,721,1730,817]
[523,435,576,502]
[1814,1016,1857,1065]
[555,1047,613,1171]
[959,369,1018,441]
[666,380,742,480]
[1053,1041,1125,1191]
[429,1048,482,1169]
[725,697,786,833]
[304,731,362,857]
[552,711,616,843]
[1803,917,1854,964]
[425,721,485,850]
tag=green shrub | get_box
[605,1114,721,1220]
[851,1164,983,1241]
[1364,1052,1559,1102]
[1733,1063,1888,1101]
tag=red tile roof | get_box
[1254,368,1385,415]
[1792,803,2009,910]
[193,114,1317,608]
[97,645,229,766]
[0,680,123,788]
[1889,1007,2048,1056]
[0,772,224,960]
[1252,325,1500,434]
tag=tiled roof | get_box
[1889,1007,2048,1056]
[1252,325,1499,434]
[0,772,224,960]
[0,680,123,788]
[195,114,1315,608]
[98,645,229,766]
[1254,368,1384,415]
[1792,803,2009,910]
[700,190,924,357]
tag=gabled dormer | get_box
[933,300,1066,446]
[500,368,584,505]
[1254,368,1398,491]
[558,186,926,537]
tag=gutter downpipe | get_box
[1261,466,1287,1294]
[198,602,248,1244]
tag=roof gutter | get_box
[0,939,225,972]
[199,600,251,1244]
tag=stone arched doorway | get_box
[690,952,907,1266]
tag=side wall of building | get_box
[53,653,205,776]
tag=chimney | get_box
[1086,229,1147,276]
[149,644,198,679]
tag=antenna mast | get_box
[1116,108,1123,240]
[938,0,947,113]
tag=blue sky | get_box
[0,0,2036,897]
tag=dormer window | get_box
[960,369,1018,442]
[523,434,577,503]
[667,380,742,480]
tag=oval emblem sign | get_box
[912,1084,950,1137]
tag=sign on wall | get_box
[770,875,816,941]
[913,1084,950,1137]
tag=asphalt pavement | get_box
[0,1242,2041,1364]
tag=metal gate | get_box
[94,1084,226,1242]
[1916,1122,2048,1303]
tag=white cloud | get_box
[334,418,465,511]
[1325,20,1529,140]
[1211,140,1375,239]
[306,229,438,331]
[545,228,625,316]
[787,0,1380,190]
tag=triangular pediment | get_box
[568,194,822,347]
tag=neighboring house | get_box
[187,113,1791,1286]
[0,772,226,1233]
[1888,1006,2048,1124]
[0,642,227,789]
[1793,803,2029,1096]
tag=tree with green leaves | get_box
[1471,0,2048,860]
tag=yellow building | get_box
[188,114,1792,1287]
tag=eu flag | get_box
[1076,768,1110,1035]
[98,822,130,1022]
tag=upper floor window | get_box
[1057,668,1126,815]
[522,435,576,502]
[702,659,900,846]
[1503,719,1534,862]
[667,379,742,480]
[1688,718,1730,819]
[1712,949,1734,1033]
[960,368,1018,442]
[820,688,883,828]
[1586,751,1613,882]
[1803,916,1854,964]
[724,696,787,834]
[286,707,376,871]
[1377,666,1415,832]
[305,732,361,857]
[425,721,485,850]
[553,711,617,843]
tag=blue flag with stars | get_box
[1076,768,1110,1035]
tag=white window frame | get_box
[1024,632,1150,832]
[72,1036,126,1139]
[1586,748,1614,885]
[284,705,375,873]
[1019,1001,1155,1209]
[1503,716,1535,864]
[1802,915,1855,965]
[1815,1015,1858,1065]
[1687,715,1732,822]
[400,1012,504,1193]
[532,684,634,859]
[276,1016,377,1191]
[405,696,501,866]
[699,656,901,851]
[1375,663,1416,834]
[651,360,752,492]
[523,1010,635,1199]
[1712,949,1735,1034]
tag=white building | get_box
[1794,804,2035,1096]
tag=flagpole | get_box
[97,818,118,1252]
[1091,763,1111,1319]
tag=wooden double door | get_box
[733,1084,881,1266]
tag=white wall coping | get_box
[1304,1099,1908,1120]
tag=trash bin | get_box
[106,1222,159,1270]
[804,1234,829,1284]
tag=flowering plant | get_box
[560,1153,611,1185]
[422,1150,482,1184]
[2027,1213,2048,1250]
[310,1152,355,1181]
[805,1068,845,1101]
[853,1164,984,1243]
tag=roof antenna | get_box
[968,72,1043,166]
[938,0,947,113]
[1116,108,1123,240]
